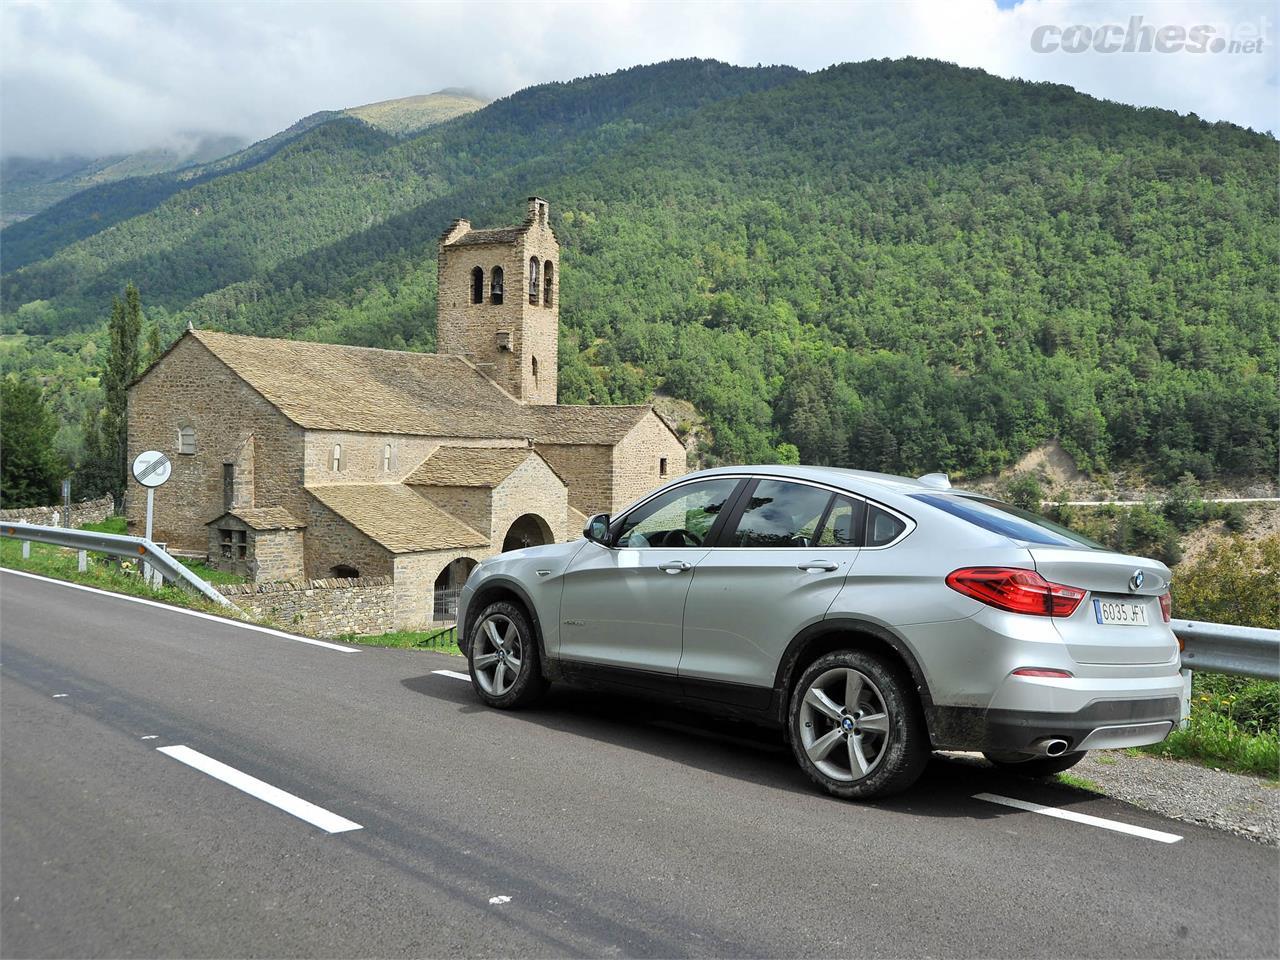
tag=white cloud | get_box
[0,0,1274,157]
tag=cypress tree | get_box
[99,284,143,502]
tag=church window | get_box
[528,257,540,305]
[543,261,553,307]
[470,266,484,304]
[490,266,504,304]
[178,425,196,455]
[532,356,539,390]
[660,457,669,477]
[383,443,393,471]
[331,443,342,471]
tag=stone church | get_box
[127,198,686,627]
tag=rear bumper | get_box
[929,696,1181,753]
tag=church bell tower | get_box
[436,197,559,404]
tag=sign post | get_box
[131,451,172,587]
[61,478,71,527]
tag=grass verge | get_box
[337,626,462,656]
[1141,712,1279,779]
[1,535,230,615]
[80,516,246,584]
[1055,772,1103,793]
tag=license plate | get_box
[1094,598,1149,626]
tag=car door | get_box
[558,476,744,682]
[679,480,863,701]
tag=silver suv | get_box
[459,466,1184,798]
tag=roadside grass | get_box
[1137,672,1280,779]
[1141,710,1279,779]
[0,535,228,615]
[1055,772,1103,793]
[79,516,246,584]
[338,626,462,656]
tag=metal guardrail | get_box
[1,520,232,607]
[1175,621,1280,680]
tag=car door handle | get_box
[658,560,693,574]
[797,560,839,572]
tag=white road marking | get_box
[1,569,357,653]
[488,895,512,905]
[140,735,159,740]
[974,792,1182,844]
[433,669,473,682]
[52,693,68,698]
[157,745,362,834]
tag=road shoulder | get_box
[1074,750,1278,845]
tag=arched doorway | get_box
[433,557,477,622]
[502,514,554,552]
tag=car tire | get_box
[467,600,548,709]
[787,649,929,800]
[983,750,1087,777]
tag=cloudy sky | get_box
[1,0,1275,158]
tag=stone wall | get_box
[0,495,115,528]
[127,336,306,552]
[219,576,395,638]
[491,454,568,543]
[303,496,394,580]
[535,443,614,517]
[612,413,689,513]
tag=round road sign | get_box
[131,450,172,488]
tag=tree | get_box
[73,406,116,500]
[143,320,163,367]
[99,284,143,502]
[0,380,65,507]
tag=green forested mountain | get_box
[2,58,1275,483]
[0,133,246,228]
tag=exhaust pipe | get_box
[1029,737,1070,757]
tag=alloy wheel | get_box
[798,667,891,782]
[472,613,524,696]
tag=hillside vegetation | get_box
[2,58,1275,483]
[0,133,246,226]
[344,89,488,134]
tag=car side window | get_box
[817,496,865,547]
[866,504,907,547]
[726,479,833,548]
[614,478,740,549]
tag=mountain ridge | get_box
[1,57,1274,484]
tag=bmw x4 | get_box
[458,466,1185,799]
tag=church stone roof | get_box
[166,329,675,445]
[307,484,487,553]
[206,507,306,530]
[190,329,524,438]
[445,227,528,247]
[404,446,559,488]
[524,404,655,444]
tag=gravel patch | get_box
[1075,750,1279,845]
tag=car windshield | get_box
[910,493,1104,549]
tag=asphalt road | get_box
[2,569,1277,959]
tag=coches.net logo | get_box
[1031,15,1269,54]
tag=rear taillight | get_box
[945,567,1085,618]
[1011,667,1074,678]
[1159,592,1172,623]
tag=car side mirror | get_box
[584,513,611,546]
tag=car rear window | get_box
[910,494,1103,549]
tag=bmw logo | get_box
[1129,570,1145,592]
[841,716,855,732]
